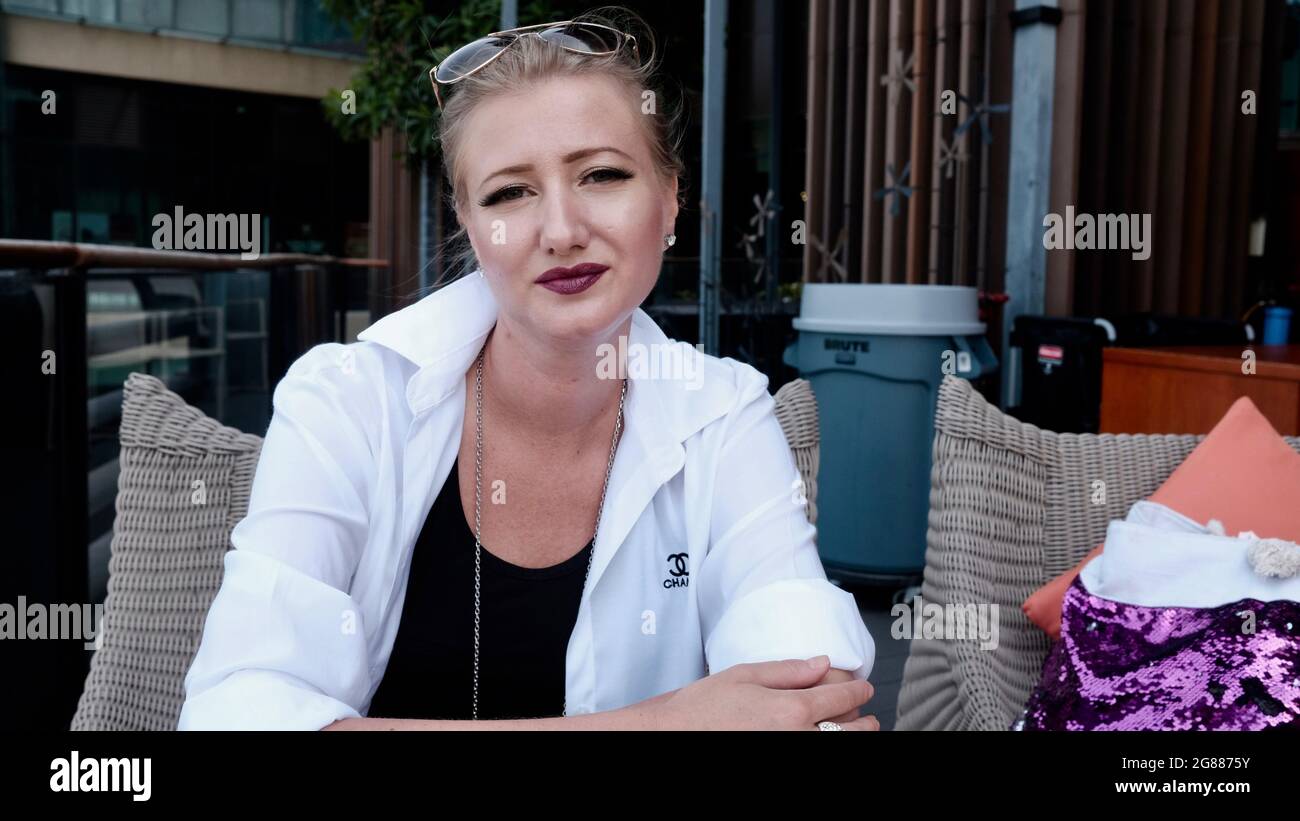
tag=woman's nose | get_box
[538,189,590,255]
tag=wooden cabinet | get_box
[1101,345,1300,435]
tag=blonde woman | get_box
[179,7,877,731]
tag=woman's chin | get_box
[528,297,632,348]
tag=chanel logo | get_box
[663,553,690,590]
[667,553,689,577]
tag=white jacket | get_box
[178,270,875,730]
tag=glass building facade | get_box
[0,0,371,728]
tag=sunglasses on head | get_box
[429,20,639,110]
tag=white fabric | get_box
[1078,501,1300,609]
[178,270,875,730]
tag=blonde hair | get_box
[428,6,688,290]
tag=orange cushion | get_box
[1022,396,1300,640]
[1022,544,1104,639]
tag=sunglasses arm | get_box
[486,20,571,37]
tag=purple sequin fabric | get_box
[1019,577,1300,730]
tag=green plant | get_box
[320,0,573,170]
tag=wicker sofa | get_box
[70,371,824,730]
[895,375,1300,730]
[85,368,1295,732]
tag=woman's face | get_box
[457,73,678,348]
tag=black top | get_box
[367,457,593,721]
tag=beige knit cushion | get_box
[895,376,1300,730]
[70,372,263,730]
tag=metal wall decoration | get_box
[880,48,916,108]
[953,90,1010,145]
[936,135,969,180]
[874,161,914,217]
[807,226,849,283]
[738,190,779,285]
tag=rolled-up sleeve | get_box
[178,344,378,730]
[697,368,875,682]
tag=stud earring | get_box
[663,233,677,250]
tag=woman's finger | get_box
[839,714,880,731]
[731,656,830,689]
[801,678,874,722]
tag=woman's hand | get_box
[643,655,879,730]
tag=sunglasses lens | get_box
[434,35,512,82]
[538,23,623,54]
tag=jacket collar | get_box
[356,270,738,591]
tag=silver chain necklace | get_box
[472,343,627,720]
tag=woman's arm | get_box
[326,688,678,730]
[179,344,382,730]
[694,367,876,683]
[324,657,879,731]
[323,700,664,731]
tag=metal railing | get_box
[0,238,385,729]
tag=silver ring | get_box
[817,721,844,731]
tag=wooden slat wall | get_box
[1223,0,1266,320]
[1180,0,1220,314]
[843,0,868,280]
[369,127,416,316]
[905,0,934,282]
[1201,0,1242,317]
[1070,0,1270,319]
[881,0,913,281]
[1153,0,1194,313]
[802,0,827,282]
[1045,0,1086,316]
[980,0,1014,296]
[859,0,889,279]
[806,0,1013,288]
[953,0,984,286]
[822,0,849,279]
[806,0,1274,320]
[927,0,960,283]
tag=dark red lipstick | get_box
[535,262,609,295]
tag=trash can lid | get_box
[793,283,987,336]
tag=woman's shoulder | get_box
[272,339,414,430]
[696,353,771,420]
[639,336,776,446]
[284,338,410,383]
[632,309,768,405]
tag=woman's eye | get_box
[587,164,631,183]
[479,168,632,206]
[480,186,527,207]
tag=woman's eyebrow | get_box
[479,146,635,189]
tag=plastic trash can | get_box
[783,284,997,582]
